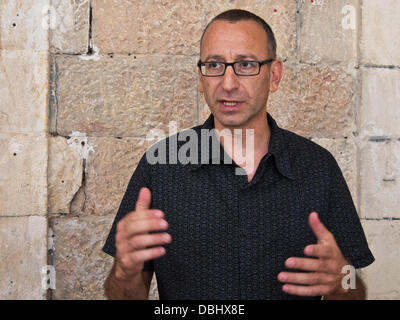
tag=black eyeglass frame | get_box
[197,58,274,77]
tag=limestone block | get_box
[0,133,47,216]
[0,0,49,52]
[299,0,359,63]
[268,63,355,138]
[360,140,400,219]
[202,0,297,60]
[0,50,48,133]
[48,136,84,214]
[92,0,205,55]
[49,0,90,54]
[0,216,47,299]
[92,0,296,59]
[360,220,400,299]
[148,274,160,300]
[50,215,114,299]
[361,0,400,66]
[361,68,400,137]
[311,137,358,208]
[84,137,152,215]
[55,54,198,138]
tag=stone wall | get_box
[0,0,399,299]
[0,0,49,299]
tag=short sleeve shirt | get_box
[102,112,374,300]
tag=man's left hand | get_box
[277,211,350,297]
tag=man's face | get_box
[199,19,279,129]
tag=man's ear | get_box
[269,60,283,93]
[198,68,204,93]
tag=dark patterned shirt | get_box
[103,112,374,300]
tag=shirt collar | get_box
[190,112,295,180]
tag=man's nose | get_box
[221,65,240,92]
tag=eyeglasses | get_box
[197,58,274,77]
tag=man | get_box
[102,9,374,300]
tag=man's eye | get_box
[239,61,255,68]
[207,62,222,69]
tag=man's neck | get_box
[214,113,271,180]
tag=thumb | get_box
[309,211,332,242]
[135,187,152,212]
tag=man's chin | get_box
[213,112,248,129]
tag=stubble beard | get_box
[210,102,267,130]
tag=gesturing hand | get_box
[114,187,171,281]
[277,212,350,297]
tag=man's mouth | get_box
[218,100,243,109]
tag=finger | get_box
[128,209,164,222]
[117,210,164,238]
[282,284,329,297]
[285,257,323,272]
[128,233,172,251]
[308,212,332,243]
[304,244,333,259]
[278,271,331,286]
[125,218,168,237]
[123,246,167,266]
[135,187,152,212]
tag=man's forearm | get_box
[324,276,366,300]
[104,264,149,300]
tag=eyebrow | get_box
[203,54,260,62]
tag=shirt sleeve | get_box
[102,153,154,272]
[325,155,375,269]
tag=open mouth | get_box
[219,100,243,109]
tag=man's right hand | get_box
[113,187,171,281]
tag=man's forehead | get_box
[201,20,268,58]
[203,19,265,41]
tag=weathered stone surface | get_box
[361,68,400,137]
[360,140,400,219]
[0,133,47,216]
[299,0,359,63]
[0,0,49,52]
[92,0,296,59]
[361,0,400,66]
[0,216,47,299]
[149,274,160,300]
[268,63,355,138]
[50,215,114,299]
[49,0,90,54]
[48,136,83,214]
[55,54,198,137]
[70,185,86,215]
[0,50,48,133]
[311,137,358,208]
[360,220,400,299]
[85,137,152,215]
[202,0,297,60]
[92,0,204,55]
